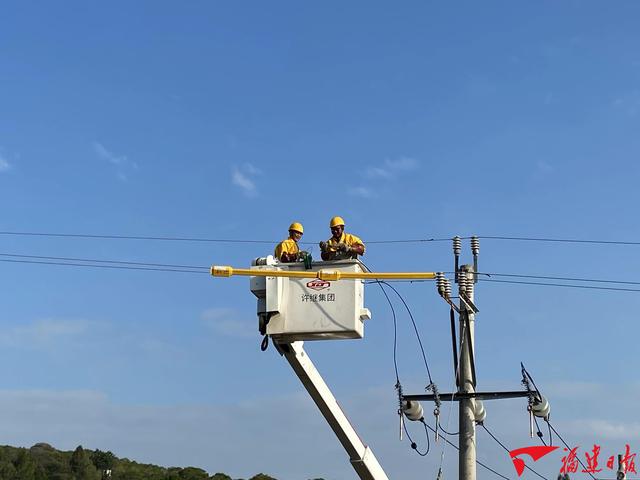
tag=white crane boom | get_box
[275,341,389,480]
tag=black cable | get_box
[436,425,459,436]
[6,230,640,246]
[379,281,434,385]
[480,279,640,293]
[0,253,209,270]
[478,235,640,246]
[546,421,597,480]
[480,424,550,480]
[0,230,451,245]
[374,280,400,382]
[366,238,452,244]
[423,423,513,480]
[402,420,430,456]
[6,252,640,290]
[0,231,277,244]
[0,258,209,274]
[533,416,548,446]
[479,271,640,287]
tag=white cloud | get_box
[93,142,135,181]
[613,91,640,117]
[231,164,261,197]
[0,154,10,172]
[570,419,640,440]
[348,186,375,198]
[201,308,255,338]
[365,156,419,180]
[365,166,392,179]
[242,162,261,175]
[0,318,92,347]
[384,156,419,171]
[93,142,126,165]
[354,156,420,196]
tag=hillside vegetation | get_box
[0,443,321,480]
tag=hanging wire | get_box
[378,281,434,385]
[545,421,597,480]
[480,424,550,480]
[424,423,513,480]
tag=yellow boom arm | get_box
[210,265,436,281]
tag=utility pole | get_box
[458,264,477,480]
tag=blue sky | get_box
[1,1,640,478]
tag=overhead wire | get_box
[0,252,209,270]
[3,250,640,292]
[480,424,550,480]
[480,279,640,293]
[477,235,640,246]
[424,423,513,480]
[0,258,209,274]
[5,230,640,246]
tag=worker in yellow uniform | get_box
[319,216,365,261]
[274,222,305,263]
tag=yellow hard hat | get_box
[289,222,304,234]
[329,216,345,228]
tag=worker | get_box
[319,216,365,261]
[274,222,305,263]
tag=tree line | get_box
[0,443,324,480]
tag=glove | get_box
[319,241,327,252]
[297,251,309,261]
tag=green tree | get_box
[178,467,209,480]
[13,448,46,480]
[249,474,277,480]
[0,460,17,480]
[29,443,72,480]
[90,450,116,474]
[210,474,232,480]
[70,446,100,480]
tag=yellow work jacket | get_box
[326,232,366,254]
[274,237,299,260]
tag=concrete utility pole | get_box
[458,264,477,480]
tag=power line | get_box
[0,230,450,245]
[5,251,640,294]
[0,231,276,244]
[0,253,209,270]
[423,423,513,480]
[478,235,640,246]
[480,279,640,293]
[0,258,209,275]
[479,272,640,287]
[480,424,549,480]
[4,230,640,246]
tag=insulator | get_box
[473,400,486,424]
[402,400,424,421]
[436,272,446,297]
[531,395,550,420]
[453,236,462,255]
[471,236,480,255]
[458,271,468,294]
[444,279,452,298]
[465,276,474,299]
